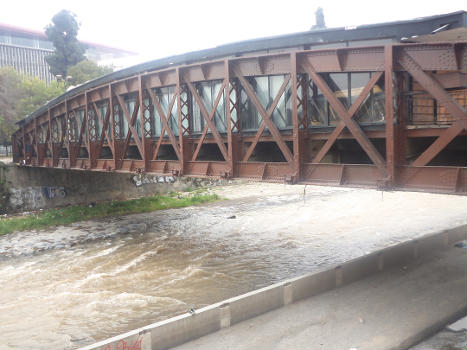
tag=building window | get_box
[239,75,292,132]
[191,80,226,134]
[307,72,385,127]
[11,35,35,48]
[152,86,178,137]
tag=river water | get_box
[0,183,465,349]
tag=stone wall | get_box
[0,162,225,213]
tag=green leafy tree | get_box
[0,67,65,145]
[0,67,22,145]
[45,10,86,78]
[67,60,113,85]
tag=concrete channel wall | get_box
[79,225,467,350]
[0,162,227,213]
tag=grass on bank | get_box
[0,191,219,236]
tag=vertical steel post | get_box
[34,116,38,165]
[138,75,147,171]
[176,68,184,175]
[65,99,70,167]
[225,59,233,176]
[85,92,93,168]
[109,84,116,169]
[385,45,395,185]
[47,109,55,167]
[291,52,300,180]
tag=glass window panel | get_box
[168,89,179,136]
[270,75,287,130]
[11,36,34,48]
[38,39,54,50]
[0,35,11,44]
[350,73,370,105]
[307,83,327,126]
[97,103,109,141]
[213,81,226,133]
[77,110,87,143]
[151,91,162,137]
[354,73,385,123]
[372,74,385,122]
[327,73,349,108]
[153,87,177,137]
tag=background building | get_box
[0,23,135,84]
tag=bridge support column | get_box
[291,52,301,181]
[385,45,396,188]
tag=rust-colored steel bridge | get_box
[12,37,467,194]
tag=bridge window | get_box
[191,80,226,134]
[240,75,292,132]
[67,112,79,142]
[124,94,141,139]
[354,73,385,124]
[152,86,178,137]
[76,109,87,143]
[307,72,385,127]
[96,102,110,140]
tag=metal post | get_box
[176,68,184,175]
[291,52,300,180]
[225,59,233,176]
[385,45,395,184]
[138,75,147,171]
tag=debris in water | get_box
[227,215,236,219]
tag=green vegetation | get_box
[0,191,219,236]
[67,60,114,85]
[0,67,65,145]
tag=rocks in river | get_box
[119,223,148,234]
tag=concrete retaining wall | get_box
[78,225,467,350]
[0,162,227,213]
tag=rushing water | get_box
[0,184,465,350]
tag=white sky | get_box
[1,0,466,67]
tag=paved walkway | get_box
[173,246,466,350]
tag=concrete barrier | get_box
[0,162,231,213]
[79,224,467,350]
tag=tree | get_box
[0,67,22,146]
[45,10,86,78]
[67,60,113,86]
[0,67,65,145]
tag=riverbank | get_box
[0,190,219,236]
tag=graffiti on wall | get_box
[132,175,175,187]
[100,332,151,350]
[9,186,66,210]
[43,186,66,199]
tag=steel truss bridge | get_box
[12,41,467,194]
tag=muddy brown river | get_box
[0,183,465,349]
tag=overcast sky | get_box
[1,0,465,67]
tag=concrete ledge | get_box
[78,224,466,350]
[229,283,284,324]
[389,307,467,350]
